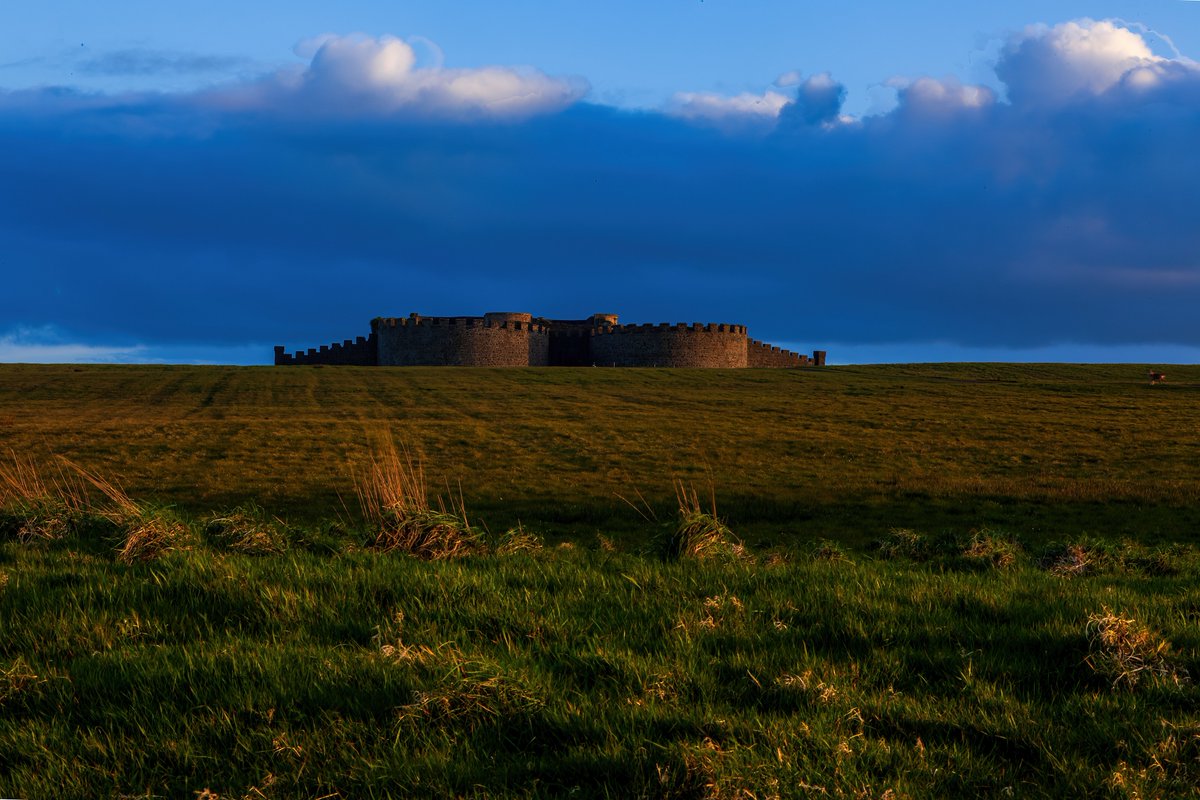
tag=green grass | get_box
[1,536,1197,798]
[1,363,1199,797]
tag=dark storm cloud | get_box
[0,22,1198,357]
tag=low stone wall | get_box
[746,338,814,368]
[274,335,376,366]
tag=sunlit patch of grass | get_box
[1086,607,1189,689]
[7,363,1200,544]
[355,438,479,559]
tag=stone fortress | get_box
[274,312,826,368]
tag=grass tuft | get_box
[876,528,930,561]
[0,452,90,542]
[656,481,748,562]
[492,523,544,555]
[810,538,853,563]
[356,439,478,559]
[1124,546,1185,577]
[397,663,544,732]
[961,529,1024,570]
[1043,540,1112,577]
[0,656,43,705]
[112,511,190,564]
[1049,544,1094,577]
[1086,607,1189,689]
[204,503,287,555]
[63,458,190,563]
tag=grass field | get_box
[1,363,1198,798]
[3,363,1200,547]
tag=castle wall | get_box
[374,316,549,367]
[590,323,749,368]
[275,312,825,368]
[274,334,376,366]
[746,338,814,368]
[547,330,592,366]
[483,312,533,324]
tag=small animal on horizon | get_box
[1148,370,1166,385]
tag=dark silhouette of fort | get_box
[275,313,826,368]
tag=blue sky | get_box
[2,1,1200,363]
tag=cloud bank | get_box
[1,23,1198,361]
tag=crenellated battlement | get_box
[278,311,824,368]
[594,322,747,335]
[372,315,550,334]
[274,334,377,366]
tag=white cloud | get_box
[0,326,272,364]
[774,70,803,88]
[0,326,146,364]
[299,34,587,119]
[671,72,848,129]
[668,88,792,125]
[898,76,995,112]
[997,19,1189,106]
[209,33,588,120]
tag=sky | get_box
[2,1,1200,364]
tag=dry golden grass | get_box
[355,438,478,558]
[0,451,90,542]
[0,656,43,705]
[62,457,190,563]
[1049,544,1094,577]
[205,505,287,555]
[1086,607,1189,689]
[961,529,1024,570]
